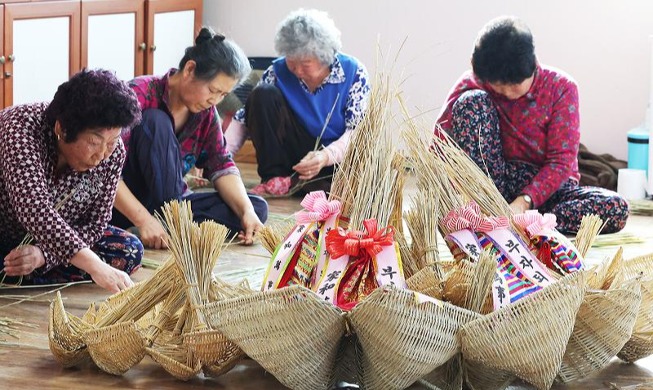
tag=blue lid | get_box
[628,128,650,140]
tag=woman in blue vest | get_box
[226,8,371,196]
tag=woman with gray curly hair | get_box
[226,8,370,196]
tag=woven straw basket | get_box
[83,321,146,375]
[183,329,244,376]
[146,342,202,381]
[349,286,480,390]
[418,355,464,390]
[614,253,653,362]
[48,292,91,368]
[202,285,346,390]
[463,359,514,390]
[557,281,641,382]
[406,265,445,300]
[460,271,587,390]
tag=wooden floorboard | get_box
[2,163,653,389]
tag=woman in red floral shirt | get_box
[0,69,143,293]
[437,16,628,233]
[112,27,268,249]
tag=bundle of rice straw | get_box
[50,200,249,379]
[404,188,444,279]
[573,214,605,258]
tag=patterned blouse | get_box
[437,65,581,207]
[0,103,125,271]
[125,69,239,182]
[234,54,369,132]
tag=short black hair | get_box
[179,26,251,84]
[471,16,536,84]
[44,68,141,142]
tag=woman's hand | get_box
[70,248,134,293]
[2,245,46,276]
[237,208,264,245]
[137,214,168,249]
[509,195,531,215]
[293,150,328,180]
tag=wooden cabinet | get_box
[81,0,145,81]
[0,0,202,108]
[3,0,80,106]
[145,0,202,75]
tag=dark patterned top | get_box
[0,103,125,271]
[125,69,239,182]
[437,65,581,207]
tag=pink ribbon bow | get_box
[295,191,342,224]
[326,219,395,259]
[512,210,557,237]
[442,201,509,232]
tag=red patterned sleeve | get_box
[521,80,580,207]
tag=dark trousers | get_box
[449,90,629,234]
[113,109,268,232]
[245,83,333,193]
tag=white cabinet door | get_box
[152,10,195,76]
[87,13,136,81]
[146,0,202,75]
[4,1,80,107]
[81,0,145,81]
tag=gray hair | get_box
[274,9,342,65]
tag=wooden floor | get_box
[2,163,653,390]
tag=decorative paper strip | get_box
[512,211,584,274]
[261,222,313,291]
[445,229,483,262]
[318,219,405,310]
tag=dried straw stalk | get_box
[160,201,229,331]
[574,214,605,258]
[405,188,443,277]
[329,49,404,228]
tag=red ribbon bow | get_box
[442,201,509,232]
[295,191,342,224]
[326,219,395,259]
[512,210,557,237]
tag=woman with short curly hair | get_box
[0,69,143,293]
[226,8,371,196]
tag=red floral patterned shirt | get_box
[124,69,239,182]
[0,103,125,271]
[437,65,581,207]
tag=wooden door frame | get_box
[145,0,202,75]
[80,0,145,77]
[4,0,80,106]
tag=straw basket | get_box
[614,253,653,362]
[349,287,480,390]
[418,355,464,390]
[83,321,146,375]
[203,285,345,390]
[48,292,91,368]
[460,272,587,390]
[183,329,244,375]
[146,342,202,381]
[406,265,444,300]
[463,359,514,390]
[557,281,641,382]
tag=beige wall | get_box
[204,0,653,159]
